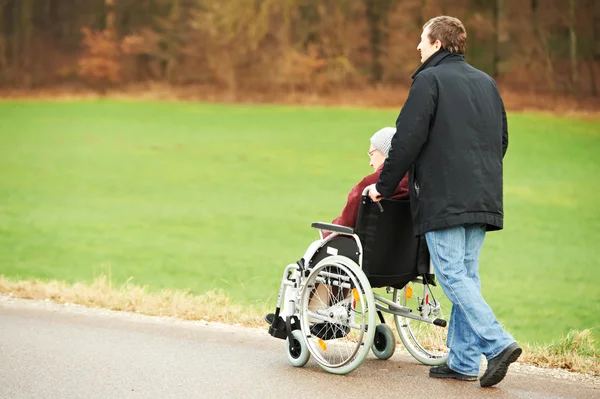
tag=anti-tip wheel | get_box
[372,323,396,360]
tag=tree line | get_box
[0,0,598,97]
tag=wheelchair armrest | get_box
[311,222,354,235]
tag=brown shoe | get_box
[480,342,522,387]
[429,364,478,381]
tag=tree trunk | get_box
[569,0,578,97]
[21,0,33,87]
[418,0,426,27]
[363,0,393,84]
[590,0,600,96]
[105,0,116,36]
[364,0,382,83]
[594,0,600,61]
[492,0,506,78]
[166,0,180,84]
[11,0,19,68]
[0,0,5,70]
[43,0,51,25]
[532,0,556,92]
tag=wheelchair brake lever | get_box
[362,188,384,212]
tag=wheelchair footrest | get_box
[268,316,288,340]
[268,315,300,340]
[269,325,287,340]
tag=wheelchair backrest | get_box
[355,196,430,289]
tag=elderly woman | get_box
[326,126,408,236]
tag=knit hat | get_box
[370,127,396,156]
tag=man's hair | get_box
[423,16,467,54]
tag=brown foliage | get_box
[0,0,599,104]
[77,28,121,94]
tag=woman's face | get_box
[368,144,386,170]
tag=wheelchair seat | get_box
[356,197,430,289]
[310,196,430,289]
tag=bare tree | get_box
[419,0,427,27]
[569,0,578,97]
[590,0,600,96]
[492,0,506,78]
[363,0,395,84]
[21,0,33,86]
[0,0,6,71]
[10,0,18,69]
[105,0,117,36]
[531,0,556,92]
[166,0,180,84]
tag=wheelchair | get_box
[267,189,450,375]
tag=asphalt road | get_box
[0,298,598,399]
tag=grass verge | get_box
[1,275,598,376]
[521,330,600,376]
[0,275,269,328]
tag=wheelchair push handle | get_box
[361,187,384,213]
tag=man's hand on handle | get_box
[366,184,383,202]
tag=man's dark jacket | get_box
[375,49,508,236]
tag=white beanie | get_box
[370,127,396,156]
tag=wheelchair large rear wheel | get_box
[299,255,376,375]
[393,278,450,365]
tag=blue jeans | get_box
[425,224,515,376]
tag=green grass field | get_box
[0,100,598,347]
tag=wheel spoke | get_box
[299,256,376,374]
[393,281,450,365]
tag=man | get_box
[367,16,520,388]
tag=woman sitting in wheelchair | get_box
[327,126,409,236]
[264,127,409,334]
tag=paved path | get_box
[0,298,598,399]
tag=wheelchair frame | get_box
[268,188,450,375]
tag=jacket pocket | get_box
[413,181,420,199]
[410,164,420,200]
